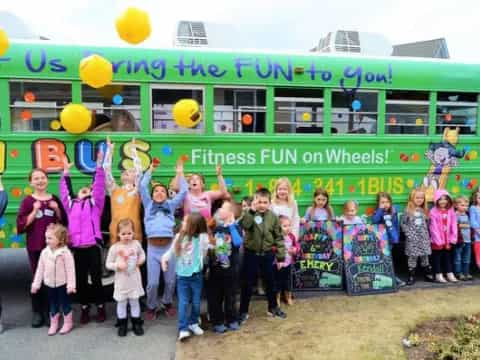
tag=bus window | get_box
[214,87,266,133]
[436,92,477,135]
[274,88,323,134]
[10,81,71,132]
[385,90,429,135]
[83,84,141,132]
[332,90,377,134]
[151,86,204,134]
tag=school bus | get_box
[0,41,479,249]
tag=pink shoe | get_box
[48,314,60,336]
[59,312,73,335]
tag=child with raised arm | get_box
[104,137,143,244]
[184,164,228,220]
[207,200,243,333]
[161,213,211,341]
[17,168,65,328]
[31,224,76,335]
[140,159,188,320]
[106,219,146,336]
[0,175,7,333]
[60,151,106,324]
[239,188,286,323]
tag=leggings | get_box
[117,298,140,319]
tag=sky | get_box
[1,0,480,60]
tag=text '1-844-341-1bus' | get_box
[0,41,479,248]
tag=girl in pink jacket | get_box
[60,151,106,324]
[429,189,458,283]
[31,224,76,335]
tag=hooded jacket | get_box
[429,189,457,249]
[60,166,105,248]
[32,246,76,291]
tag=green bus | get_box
[0,41,479,249]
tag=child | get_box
[469,189,480,269]
[241,196,253,211]
[401,188,433,285]
[60,152,106,324]
[0,175,7,333]
[184,164,228,220]
[271,177,300,238]
[207,200,243,333]
[239,188,286,322]
[275,216,300,306]
[339,200,364,225]
[161,213,211,341]
[106,219,146,336]
[111,110,138,132]
[31,224,76,335]
[17,168,65,328]
[371,192,405,287]
[104,137,143,244]
[454,196,472,280]
[140,159,188,320]
[303,188,334,222]
[429,189,458,283]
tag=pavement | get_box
[0,249,178,360]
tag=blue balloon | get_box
[464,145,472,152]
[303,183,312,192]
[0,217,5,227]
[463,179,470,187]
[112,94,123,105]
[162,145,173,156]
[352,100,362,111]
[225,178,234,187]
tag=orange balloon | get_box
[242,114,253,126]
[24,91,36,103]
[21,110,32,121]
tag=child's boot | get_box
[406,268,416,286]
[423,266,434,282]
[48,313,60,336]
[59,311,73,335]
[285,291,293,305]
[117,318,128,337]
[446,273,458,282]
[435,273,447,283]
[96,304,106,323]
[131,317,144,336]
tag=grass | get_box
[176,286,480,360]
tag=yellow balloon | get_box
[60,104,92,134]
[50,120,61,131]
[0,28,9,56]
[79,55,113,89]
[115,7,151,45]
[469,150,478,160]
[415,118,423,126]
[172,99,202,128]
[302,112,312,121]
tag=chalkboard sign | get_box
[292,220,343,291]
[343,224,397,295]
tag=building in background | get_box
[392,38,449,59]
[0,11,48,40]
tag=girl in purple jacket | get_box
[60,151,106,324]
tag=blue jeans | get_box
[177,272,203,331]
[47,285,72,316]
[454,243,472,275]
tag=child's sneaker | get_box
[435,274,447,283]
[446,273,458,282]
[163,304,177,318]
[213,324,227,333]
[457,273,466,281]
[227,321,240,331]
[145,309,157,321]
[178,330,190,341]
[267,307,287,319]
[238,313,249,325]
[188,323,204,336]
[465,274,474,281]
